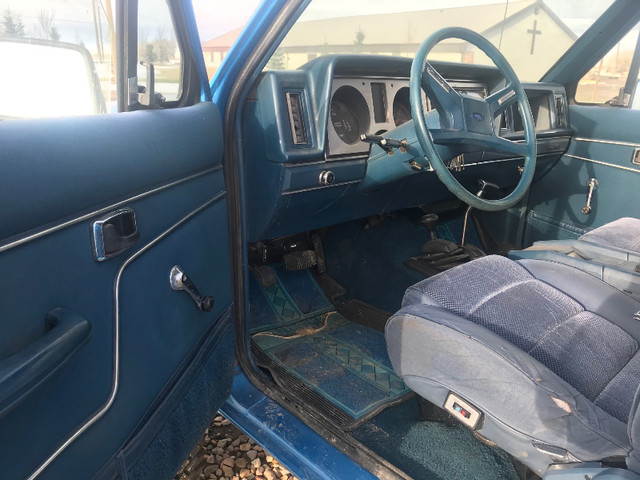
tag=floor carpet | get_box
[352,398,520,480]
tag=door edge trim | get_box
[27,191,226,480]
[574,137,640,148]
[564,153,640,173]
[0,165,222,255]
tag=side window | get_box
[0,3,116,119]
[575,23,640,108]
[0,0,186,120]
[136,0,183,105]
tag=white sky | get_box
[1,1,619,48]
[191,0,615,42]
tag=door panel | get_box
[526,104,640,243]
[0,102,233,479]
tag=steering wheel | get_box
[410,27,536,211]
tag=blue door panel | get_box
[526,104,640,243]
[0,102,234,479]
[0,103,221,242]
[94,317,235,480]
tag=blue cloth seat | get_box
[386,255,640,476]
[579,217,640,252]
[510,218,640,298]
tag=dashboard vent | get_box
[285,92,307,145]
[554,94,566,128]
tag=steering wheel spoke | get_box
[487,136,529,157]
[421,62,463,130]
[486,84,517,118]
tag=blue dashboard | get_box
[243,55,573,242]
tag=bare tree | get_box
[38,9,53,39]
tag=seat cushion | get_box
[402,255,640,421]
[580,217,640,253]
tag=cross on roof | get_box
[527,19,542,55]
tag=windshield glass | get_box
[263,0,614,81]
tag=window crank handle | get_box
[169,265,215,312]
[581,178,598,215]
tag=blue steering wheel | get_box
[410,27,536,211]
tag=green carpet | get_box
[351,398,520,480]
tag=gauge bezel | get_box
[330,85,370,145]
[392,87,412,127]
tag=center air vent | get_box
[285,91,307,145]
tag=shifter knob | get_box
[420,213,439,240]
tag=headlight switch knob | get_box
[318,170,335,186]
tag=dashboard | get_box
[328,76,487,158]
[243,55,573,242]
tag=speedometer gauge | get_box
[330,86,370,145]
[331,100,360,144]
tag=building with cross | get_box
[201,0,577,81]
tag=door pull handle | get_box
[0,308,91,417]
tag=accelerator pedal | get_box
[283,250,317,271]
[250,264,277,288]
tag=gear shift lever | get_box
[461,179,501,245]
[420,213,439,240]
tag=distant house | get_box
[202,0,577,80]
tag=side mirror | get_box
[0,37,106,119]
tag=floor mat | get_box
[249,265,412,429]
[248,264,334,334]
[351,398,520,480]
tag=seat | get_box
[579,217,640,253]
[510,218,640,298]
[386,255,640,476]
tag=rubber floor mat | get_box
[253,313,412,429]
[249,265,412,429]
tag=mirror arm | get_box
[137,61,165,108]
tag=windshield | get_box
[263,0,614,81]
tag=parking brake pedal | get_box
[283,250,317,271]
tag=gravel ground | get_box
[174,414,300,480]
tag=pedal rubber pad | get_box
[283,250,317,271]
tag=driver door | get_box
[0,1,236,479]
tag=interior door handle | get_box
[92,207,140,261]
[581,178,598,215]
[0,308,91,418]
